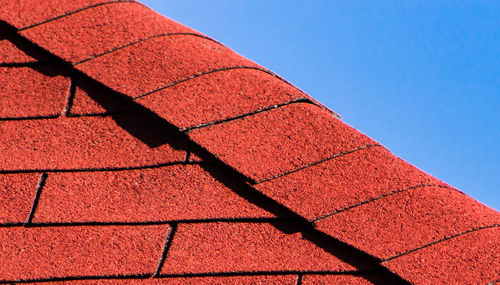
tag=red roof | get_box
[1,1,499,284]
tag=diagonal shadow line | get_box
[0,23,410,285]
[0,21,72,71]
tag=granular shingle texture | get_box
[0,1,498,284]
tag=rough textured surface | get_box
[316,186,500,259]
[136,68,309,130]
[0,173,39,223]
[34,165,272,223]
[189,103,376,182]
[0,65,69,118]
[77,35,259,98]
[0,0,127,29]
[0,116,186,171]
[0,37,36,63]
[20,2,198,63]
[0,0,499,284]
[384,226,500,284]
[0,225,169,281]
[255,146,448,220]
[160,222,354,274]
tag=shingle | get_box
[0,225,169,281]
[0,66,69,118]
[0,116,186,172]
[34,165,272,223]
[316,186,500,259]
[0,37,36,63]
[20,2,198,63]
[255,146,447,220]
[383,226,500,284]
[188,103,376,183]
[76,35,259,98]
[136,68,309,130]
[0,0,128,29]
[0,173,40,223]
[160,222,354,274]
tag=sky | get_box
[141,0,500,211]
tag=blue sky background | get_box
[142,0,499,211]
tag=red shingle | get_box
[0,0,128,29]
[316,186,500,259]
[189,103,377,183]
[76,35,259,98]
[34,165,272,223]
[20,2,198,63]
[136,68,309,130]
[0,173,39,223]
[0,116,186,172]
[0,66,69,118]
[384,226,500,284]
[160,222,354,274]
[255,146,446,220]
[0,37,36,63]
[0,225,169,281]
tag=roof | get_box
[0,1,499,284]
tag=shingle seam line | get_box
[0,110,139,121]
[0,217,294,228]
[311,184,458,223]
[381,224,500,263]
[296,274,303,285]
[62,71,78,116]
[0,161,199,174]
[72,32,219,66]
[182,98,314,132]
[0,270,366,284]
[18,0,142,31]
[153,223,177,277]
[24,173,47,226]
[0,114,60,122]
[255,144,382,184]
[133,66,299,100]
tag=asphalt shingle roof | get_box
[1,1,499,284]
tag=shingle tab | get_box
[0,116,186,172]
[34,165,272,223]
[20,2,198,63]
[76,35,259,98]
[0,38,36,63]
[161,222,354,274]
[0,225,169,281]
[0,0,128,29]
[0,66,69,119]
[0,173,40,223]
[136,68,309,130]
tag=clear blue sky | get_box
[142,0,500,211]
